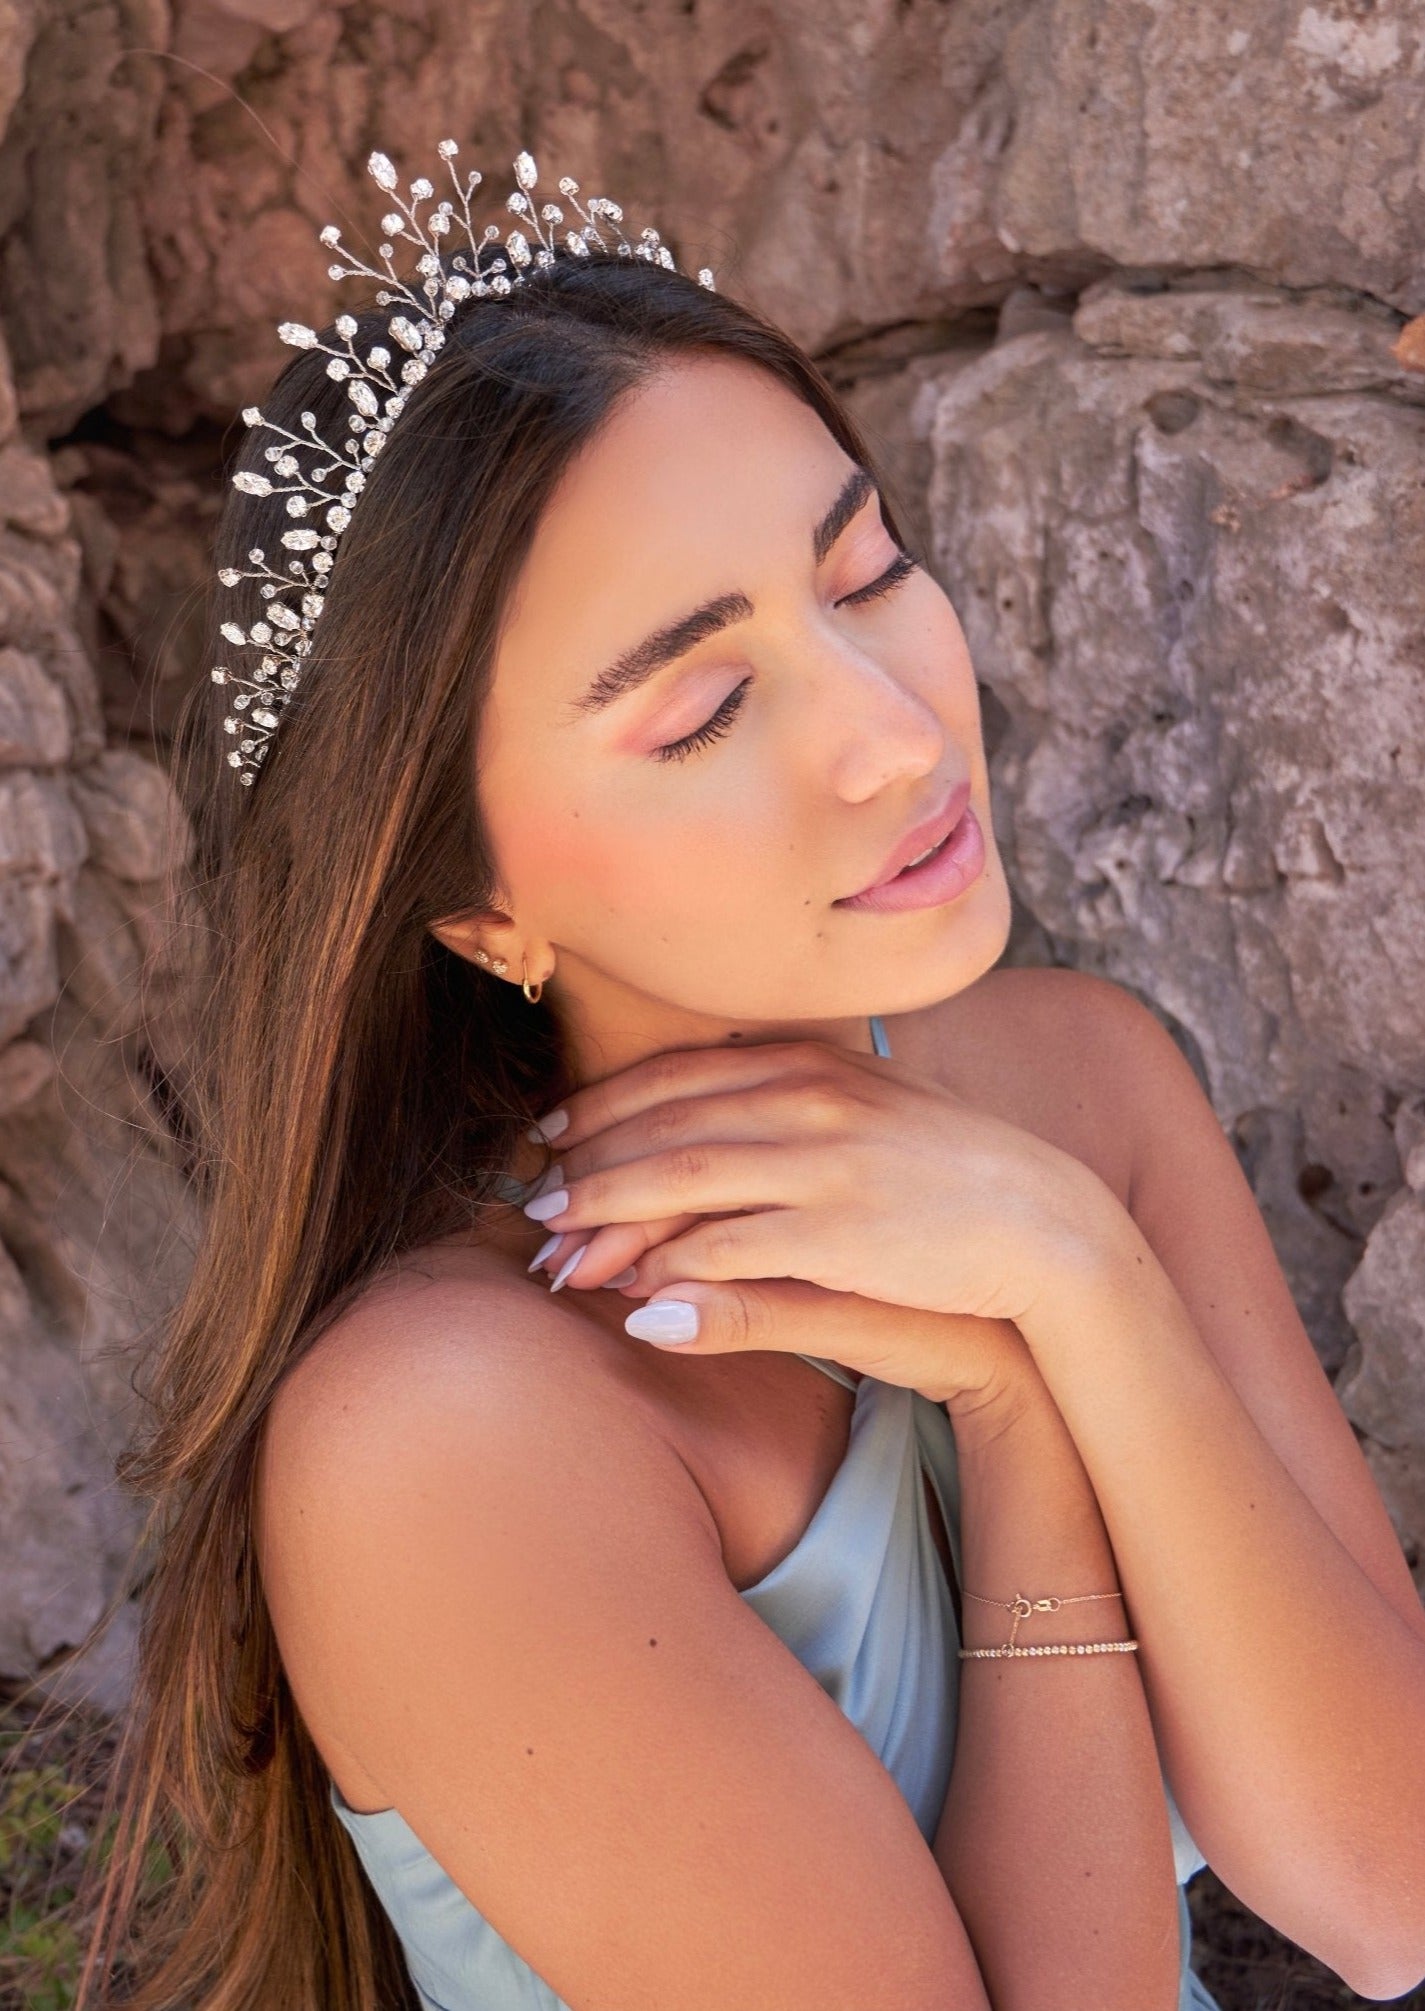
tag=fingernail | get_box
[549,1245,586,1291]
[527,1232,563,1274]
[602,1266,638,1290]
[624,1300,699,1345]
[525,1107,570,1143]
[523,1187,569,1222]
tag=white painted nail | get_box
[624,1299,699,1344]
[549,1244,586,1291]
[526,1107,570,1143]
[527,1232,563,1274]
[601,1266,638,1289]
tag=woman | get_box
[79,149,1425,2010]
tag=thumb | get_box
[622,1277,832,1354]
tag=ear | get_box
[428,908,498,966]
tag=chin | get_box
[897,862,1014,1009]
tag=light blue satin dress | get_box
[330,1014,1219,2010]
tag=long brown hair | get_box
[53,242,908,2007]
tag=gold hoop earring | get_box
[521,954,543,1004]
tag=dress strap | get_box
[794,1353,861,1391]
[869,1012,893,1059]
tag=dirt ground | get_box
[1187,1867,1425,2010]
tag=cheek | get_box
[497,764,792,939]
[561,787,774,921]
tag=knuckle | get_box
[643,1100,684,1151]
[799,1077,855,1128]
[697,1218,741,1271]
[665,1145,708,1190]
[644,1051,685,1099]
[722,1289,754,1350]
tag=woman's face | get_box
[449,351,1011,1075]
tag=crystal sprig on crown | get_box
[211,143,716,786]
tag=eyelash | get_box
[652,549,922,763]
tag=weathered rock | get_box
[0,532,104,764]
[68,748,190,884]
[0,874,60,1046]
[0,1024,200,1696]
[1337,1190,1425,1450]
[0,0,167,433]
[0,439,69,536]
[0,1033,52,1112]
[998,0,1425,313]
[1074,277,1425,405]
[0,768,85,880]
[0,645,69,765]
[1358,1440,1425,1578]
[921,289,1425,1383]
[0,320,16,445]
[0,1323,138,1674]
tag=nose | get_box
[817,641,947,805]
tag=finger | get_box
[526,1229,582,1277]
[526,1038,851,1153]
[536,1216,697,1291]
[623,1208,847,1301]
[521,1141,823,1238]
[620,1276,1023,1412]
[619,1276,938,1377]
[621,1277,853,1356]
[555,1077,867,1188]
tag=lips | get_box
[840,778,972,900]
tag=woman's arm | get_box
[1014,1199,1425,2003]
[932,1371,1182,2011]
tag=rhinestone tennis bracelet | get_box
[959,1638,1140,1659]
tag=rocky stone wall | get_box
[1,0,1421,1709]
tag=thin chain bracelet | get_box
[958,1587,1137,1661]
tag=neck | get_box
[542,963,880,1089]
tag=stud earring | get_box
[521,954,543,1004]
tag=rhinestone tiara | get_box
[210,142,716,787]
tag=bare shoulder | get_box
[255,1243,697,1574]
[261,1239,667,1448]
[886,963,1163,1211]
[254,1249,707,1803]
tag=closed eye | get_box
[653,676,752,763]
[651,549,921,764]
[836,548,921,609]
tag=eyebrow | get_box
[567,462,879,718]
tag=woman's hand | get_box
[612,1273,1041,1422]
[518,1036,1117,1329]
